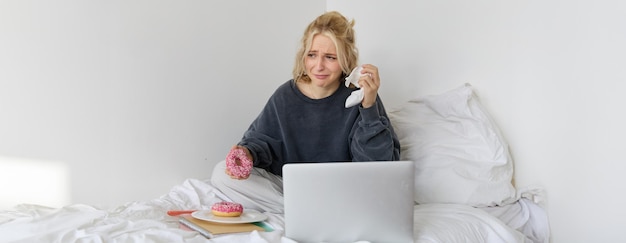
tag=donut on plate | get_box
[211,201,243,217]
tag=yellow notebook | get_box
[178,214,272,238]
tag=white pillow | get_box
[388,84,517,207]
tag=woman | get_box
[211,11,400,213]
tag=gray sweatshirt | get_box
[238,80,400,176]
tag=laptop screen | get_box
[283,161,415,243]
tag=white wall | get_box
[328,0,626,242]
[0,0,325,209]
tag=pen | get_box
[166,210,197,216]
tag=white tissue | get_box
[344,66,363,88]
[344,66,364,108]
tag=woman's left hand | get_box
[358,64,380,108]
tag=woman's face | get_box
[305,34,343,88]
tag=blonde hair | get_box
[293,11,359,83]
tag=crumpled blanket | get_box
[0,178,546,243]
[0,179,287,243]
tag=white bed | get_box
[0,84,551,243]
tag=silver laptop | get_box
[283,161,415,243]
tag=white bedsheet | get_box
[0,178,543,243]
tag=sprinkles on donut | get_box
[211,201,244,217]
[226,147,253,179]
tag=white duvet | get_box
[0,178,548,243]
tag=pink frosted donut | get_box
[211,201,243,217]
[226,147,253,178]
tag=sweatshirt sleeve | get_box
[239,129,282,169]
[349,96,401,161]
[237,95,284,170]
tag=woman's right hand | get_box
[225,145,254,180]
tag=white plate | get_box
[191,209,268,224]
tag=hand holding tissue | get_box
[344,66,365,108]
